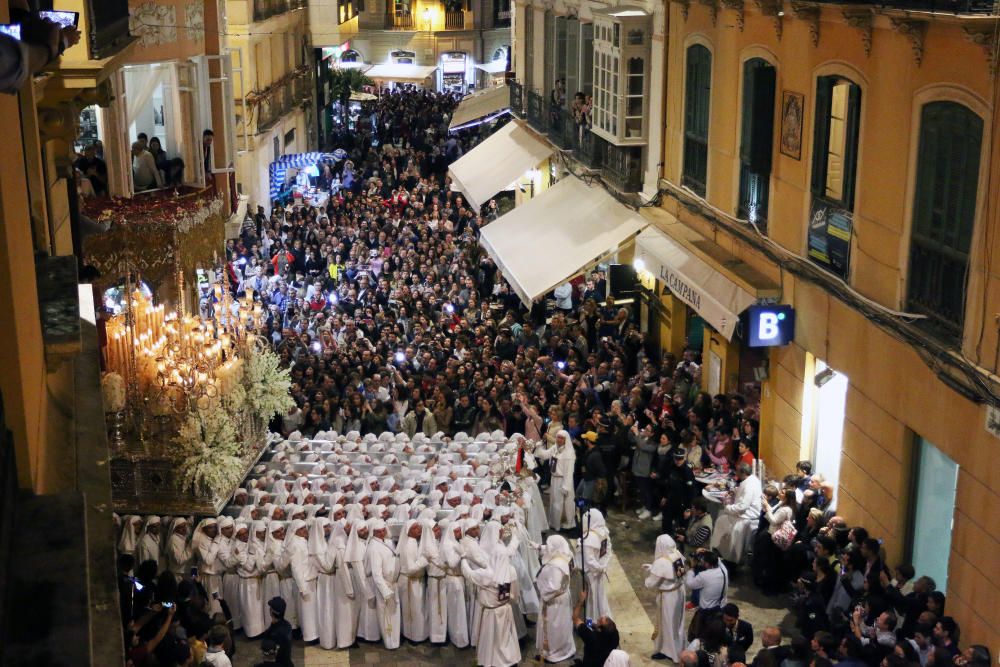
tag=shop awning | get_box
[449,85,511,130]
[475,60,509,75]
[479,176,648,306]
[634,227,758,340]
[448,120,553,211]
[363,64,438,82]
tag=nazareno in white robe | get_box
[424,520,448,644]
[645,534,687,661]
[288,520,320,642]
[463,552,521,667]
[238,522,269,639]
[217,520,241,630]
[345,523,378,644]
[442,522,469,648]
[534,434,577,530]
[192,518,224,616]
[534,535,576,663]
[581,509,613,620]
[397,519,430,642]
[276,526,300,630]
[365,531,401,649]
[310,518,338,649]
[262,525,284,629]
[328,522,356,649]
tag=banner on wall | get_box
[807,197,853,279]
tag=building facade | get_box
[227,0,315,210]
[513,0,999,650]
[313,0,511,93]
[653,0,999,649]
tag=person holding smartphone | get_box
[0,4,80,94]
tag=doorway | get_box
[803,356,848,505]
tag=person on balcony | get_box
[132,140,163,191]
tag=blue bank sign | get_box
[747,305,795,347]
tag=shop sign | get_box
[807,197,853,279]
[747,304,795,347]
[441,51,467,73]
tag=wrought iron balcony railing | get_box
[602,143,643,193]
[509,81,524,117]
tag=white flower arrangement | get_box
[174,407,243,497]
[101,372,127,412]
[243,347,294,419]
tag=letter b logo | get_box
[759,313,779,340]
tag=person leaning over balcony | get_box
[0,8,80,95]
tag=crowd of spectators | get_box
[201,86,992,667]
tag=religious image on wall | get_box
[807,197,853,279]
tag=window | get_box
[909,436,958,592]
[906,101,983,339]
[544,11,555,95]
[811,76,861,209]
[338,0,358,23]
[580,22,594,95]
[624,57,643,138]
[682,44,711,197]
[738,58,776,228]
[593,46,619,136]
[524,9,534,90]
[565,18,579,97]
[555,16,568,91]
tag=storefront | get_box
[440,51,469,94]
[632,219,781,398]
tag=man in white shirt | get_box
[132,141,163,190]
[710,463,762,564]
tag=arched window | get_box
[340,49,361,63]
[682,44,712,197]
[738,57,776,229]
[811,75,861,209]
[906,101,983,340]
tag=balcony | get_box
[493,1,512,27]
[603,143,643,193]
[906,236,968,342]
[509,81,524,117]
[445,9,468,28]
[526,90,547,133]
[386,9,416,28]
[548,105,577,151]
[254,0,305,22]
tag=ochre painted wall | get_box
[662,2,1000,651]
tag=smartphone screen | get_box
[39,10,79,28]
[162,601,174,608]
[0,24,22,40]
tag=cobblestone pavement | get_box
[233,502,795,667]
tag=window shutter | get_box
[810,76,833,196]
[841,84,862,210]
[741,61,775,172]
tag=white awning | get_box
[475,60,508,75]
[449,85,510,130]
[448,121,553,211]
[479,176,648,306]
[363,64,438,82]
[635,227,757,340]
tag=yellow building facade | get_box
[227,0,314,209]
[653,0,1000,649]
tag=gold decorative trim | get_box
[890,17,928,67]
[842,10,874,57]
[790,2,820,47]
